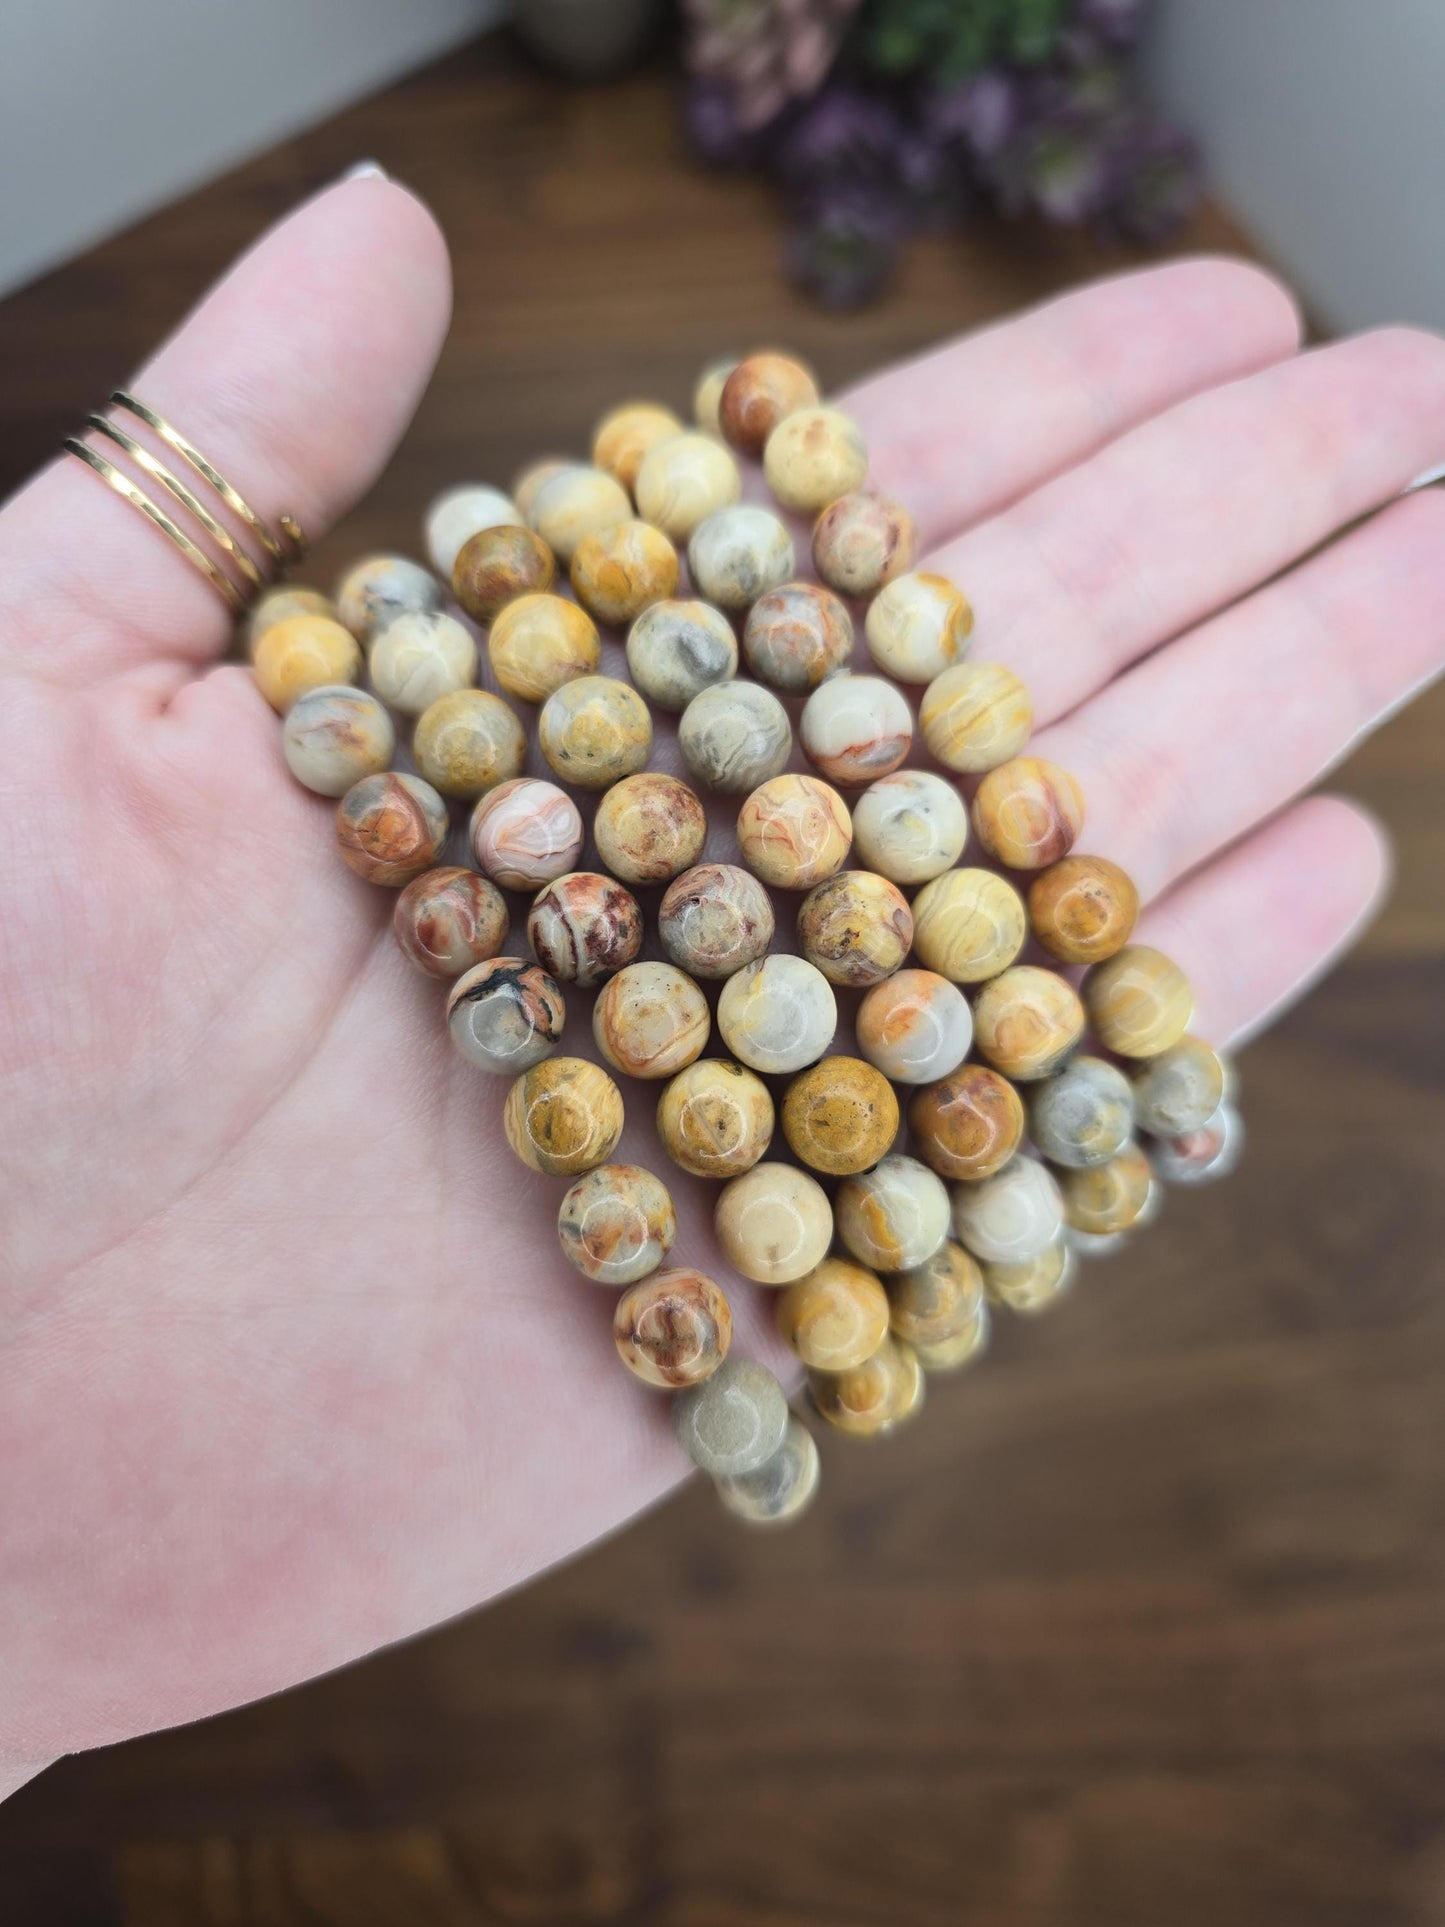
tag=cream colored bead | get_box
[763,405,867,514]
[810,1336,924,1438]
[424,483,521,579]
[799,675,913,786]
[851,769,968,886]
[369,610,476,717]
[776,1258,890,1372]
[865,571,973,683]
[920,661,1033,774]
[736,774,852,889]
[529,463,632,563]
[715,1416,820,1527]
[538,675,653,789]
[591,401,684,491]
[835,1154,951,1273]
[693,356,740,435]
[855,969,973,1085]
[569,518,679,627]
[627,599,739,712]
[680,682,792,793]
[253,614,362,713]
[888,1241,989,1370]
[412,688,527,801]
[282,685,395,796]
[688,505,795,612]
[656,1056,775,1178]
[593,961,711,1080]
[910,867,1027,984]
[335,554,442,645]
[488,593,600,705]
[717,954,837,1075]
[1130,1036,1226,1137]
[972,964,1086,1081]
[715,1161,834,1285]
[1084,946,1195,1058]
[244,586,336,661]
[635,431,741,540]
[952,1157,1064,1265]
[984,1235,1077,1315]
[512,457,570,522]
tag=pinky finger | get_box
[1134,795,1391,1049]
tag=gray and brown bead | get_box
[1130,1036,1227,1135]
[615,1267,733,1390]
[558,1162,677,1285]
[335,772,448,886]
[743,581,854,693]
[282,685,395,797]
[812,490,916,599]
[393,867,509,978]
[672,1356,790,1476]
[715,1416,820,1527]
[593,772,707,886]
[1028,1055,1136,1169]
[678,681,792,794]
[446,957,566,1074]
[527,871,644,987]
[887,1241,990,1372]
[796,869,913,987]
[658,863,775,980]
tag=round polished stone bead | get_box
[335,553,442,644]
[800,675,913,786]
[626,599,738,712]
[658,863,774,979]
[864,570,972,684]
[973,758,1086,870]
[718,351,820,456]
[952,1157,1064,1265]
[717,954,837,1074]
[282,685,395,796]
[920,661,1033,774]
[764,405,868,513]
[776,1257,890,1372]
[781,1055,900,1177]
[742,581,854,693]
[538,674,652,789]
[635,431,741,541]
[1130,1036,1226,1135]
[812,490,916,599]
[452,523,556,623]
[413,689,527,801]
[887,1241,989,1369]
[528,871,643,987]
[678,680,791,792]
[1152,1102,1245,1186]
[253,613,362,713]
[446,957,566,1075]
[693,355,739,435]
[1084,945,1195,1058]
[591,400,684,491]
[335,772,448,886]
[1029,1055,1136,1169]
[736,774,852,889]
[810,1336,924,1438]
[245,585,337,660]
[424,482,521,580]
[593,961,711,1081]
[688,505,795,613]
[984,1235,1076,1315]
[673,1356,789,1477]
[503,1055,625,1176]
[973,965,1085,1082]
[855,969,973,1085]
[656,1058,774,1178]
[907,1064,1025,1181]
[1028,854,1139,965]
[487,593,601,705]
[615,1267,733,1390]
[470,777,585,890]
[715,1161,834,1286]
[570,518,679,627]
[558,1162,677,1285]
[851,769,968,886]
[836,1154,951,1273]
[393,866,509,978]
[369,610,477,717]
[911,867,1027,984]
[796,870,913,987]
[1060,1142,1153,1234]
[528,463,632,563]
[593,772,707,886]
[716,1416,820,1528]
[512,456,569,523]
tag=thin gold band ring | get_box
[84,414,265,595]
[62,439,248,614]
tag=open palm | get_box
[2,178,1442,1786]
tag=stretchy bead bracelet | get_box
[248,349,1240,1532]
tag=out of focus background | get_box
[1,3,1443,1922]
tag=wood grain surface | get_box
[1,32,1442,1927]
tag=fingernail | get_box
[341,160,390,182]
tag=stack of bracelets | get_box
[126,350,1245,1530]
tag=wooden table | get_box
[2,33,1442,1927]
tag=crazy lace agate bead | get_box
[626,599,738,712]
[335,772,448,886]
[851,769,969,887]
[393,867,509,978]
[984,1235,1076,1316]
[512,456,570,523]
[335,553,442,644]
[282,685,395,796]
[1131,1037,1228,1138]
[452,524,556,623]
[570,519,679,627]
[446,957,566,1075]
[673,1356,789,1477]
[538,675,653,789]
[503,1055,625,1176]
[591,400,683,491]
[413,689,527,802]
[910,867,1027,984]
[920,662,1033,774]
[1152,1103,1245,1186]
[1060,1142,1153,1234]
[810,1335,924,1439]
[717,954,837,1075]
[743,581,854,693]
[951,1156,1064,1266]
[1028,854,1139,965]
[718,351,819,456]
[781,1055,900,1177]
[593,961,711,1080]
[369,610,476,717]
[812,490,916,600]
[1084,945,1194,1058]
[775,1257,890,1372]
[763,405,868,514]
[693,356,739,435]
[487,594,601,705]
[907,1063,1025,1182]
[715,1161,834,1286]
[835,1155,951,1273]
[737,774,852,890]
[796,869,913,987]
[656,1058,775,1178]
[658,863,775,979]
[635,431,741,541]
[528,871,643,987]
[973,758,1086,871]
[715,1416,820,1527]
[887,1241,990,1373]
[528,463,632,562]
[593,772,707,886]
[1028,1055,1136,1169]
[614,1268,733,1390]
[688,506,795,613]
[558,1163,677,1285]
[972,965,1085,1081]
[864,571,972,684]
[800,675,913,786]
[245,585,337,660]
[679,681,791,793]
[855,969,973,1085]
[424,482,521,580]
[253,614,362,713]
[470,777,585,890]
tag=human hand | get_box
[2,177,1441,1785]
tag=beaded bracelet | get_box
[247,350,1242,1531]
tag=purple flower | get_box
[773,84,904,199]
[786,182,902,308]
[924,70,1018,161]
[1099,118,1202,243]
[683,78,776,168]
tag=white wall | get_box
[0,0,503,297]
[1147,0,1445,335]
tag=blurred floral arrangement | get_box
[680,0,1201,306]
